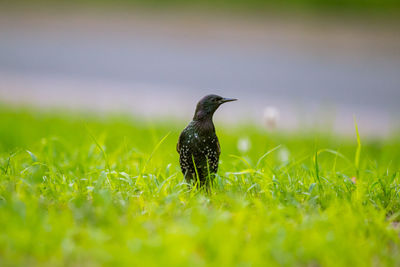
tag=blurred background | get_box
[0,0,399,136]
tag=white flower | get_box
[263,106,279,129]
[237,137,251,153]
[278,147,290,163]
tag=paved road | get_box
[1,11,399,136]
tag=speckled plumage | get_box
[177,94,237,186]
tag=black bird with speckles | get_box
[177,94,237,187]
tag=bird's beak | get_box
[220,97,238,104]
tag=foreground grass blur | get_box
[0,105,400,266]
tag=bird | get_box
[177,94,237,187]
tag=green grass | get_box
[0,105,400,266]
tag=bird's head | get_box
[193,94,237,121]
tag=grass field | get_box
[0,105,400,266]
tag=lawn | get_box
[0,105,399,266]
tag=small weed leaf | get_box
[308,183,317,193]
[26,150,38,162]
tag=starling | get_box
[177,94,237,187]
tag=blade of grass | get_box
[86,125,111,172]
[354,116,362,178]
[256,145,281,169]
[136,132,170,186]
